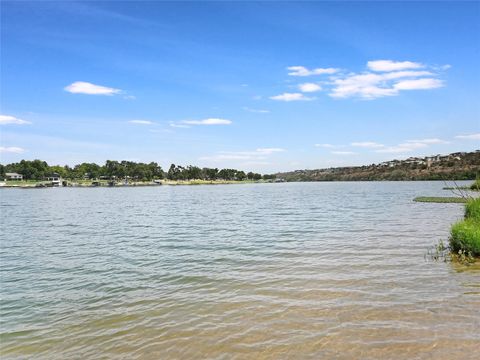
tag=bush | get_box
[450,219,480,256]
[450,197,480,257]
[465,197,480,222]
[470,178,480,191]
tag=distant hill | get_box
[275,150,480,181]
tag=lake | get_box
[1,182,479,359]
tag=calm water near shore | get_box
[1,181,479,359]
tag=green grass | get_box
[471,179,480,191]
[413,196,467,203]
[450,197,480,257]
[464,197,480,222]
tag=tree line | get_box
[0,160,273,181]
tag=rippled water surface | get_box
[1,182,479,359]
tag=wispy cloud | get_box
[287,66,338,76]
[394,78,444,90]
[0,115,31,125]
[64,81,122,95]
[455,133,480,140]
[331,151,356,155]
[256,148,285,154]
[376,142,428,154]
[407,138,449,144]
[270,93,313,101]
[128,120,153,125]
[170,123,191,128]
[181,118,232,126]
[0,146,26,154]
[329,68,444,99]
[351,141,385,148]
[277,60,447,100]
[367,60,424,72]
[298,83,322,93]
[200,148,285,162]
[315,143,340,148]
[243,107,270,113]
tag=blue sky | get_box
[1,1,479,173]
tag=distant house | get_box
[46,173,62,186]
[5,172,23,180]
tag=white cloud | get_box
[128,120,153,125]
[243,107,270,113]
[315,143,344,149]
[270,93,313,101]
[64,81,122,95]
[181,118,232,125]
[287,66,339,76]
[0,146,25,154]
[200,148,285,162]
[406,138,449,144]
[376,142,428,154]
[298,83,322,93]
[170,123,191,128]
[351,141,385,148]
[367,60,424,72]
[330,68,444,99]
[394,78,444,90]
[0,115,31,125]
[331,151,356,155]
[455,133,480,140]
[256,148,285,154]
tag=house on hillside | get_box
[5,172,23,180]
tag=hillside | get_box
[275,151,480,181]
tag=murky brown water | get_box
[1,182,479,359]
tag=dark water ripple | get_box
[1,182,479,359]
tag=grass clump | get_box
[470,178,480,191]
[450,198,480,258]
[414,196,467,203]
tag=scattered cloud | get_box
[287,66,338,76]
[256,148,285,154]
[394,78,444,90]
[0,115,31,125]
[0,146,26,154]
[181,118,232,126]
[243,107,270,113]
[376,142,428,154]
[351,141,385,148]
[277,61,448,100]
[315,143,342,149]
[64,81,122,95]
[298,83,322,93]
[128,120,153,125]
[200,148,285,162]
[329,69,442,99]
[406,138,449,145]
[270,92,313,101]
[367,60,424,72]
[455,133,480,140]
[170,123,191,128]
[331,151,356,155]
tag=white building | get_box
[5,172,23,180]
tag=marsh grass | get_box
[414,196,467,203]
[450,198,480,259]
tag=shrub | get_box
[465,197,480,222]
[450,219,480,256]
[450,197,480,257]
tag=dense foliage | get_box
[450,197,480,257]
[0,160,264,182]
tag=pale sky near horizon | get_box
[1,1,479,173]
